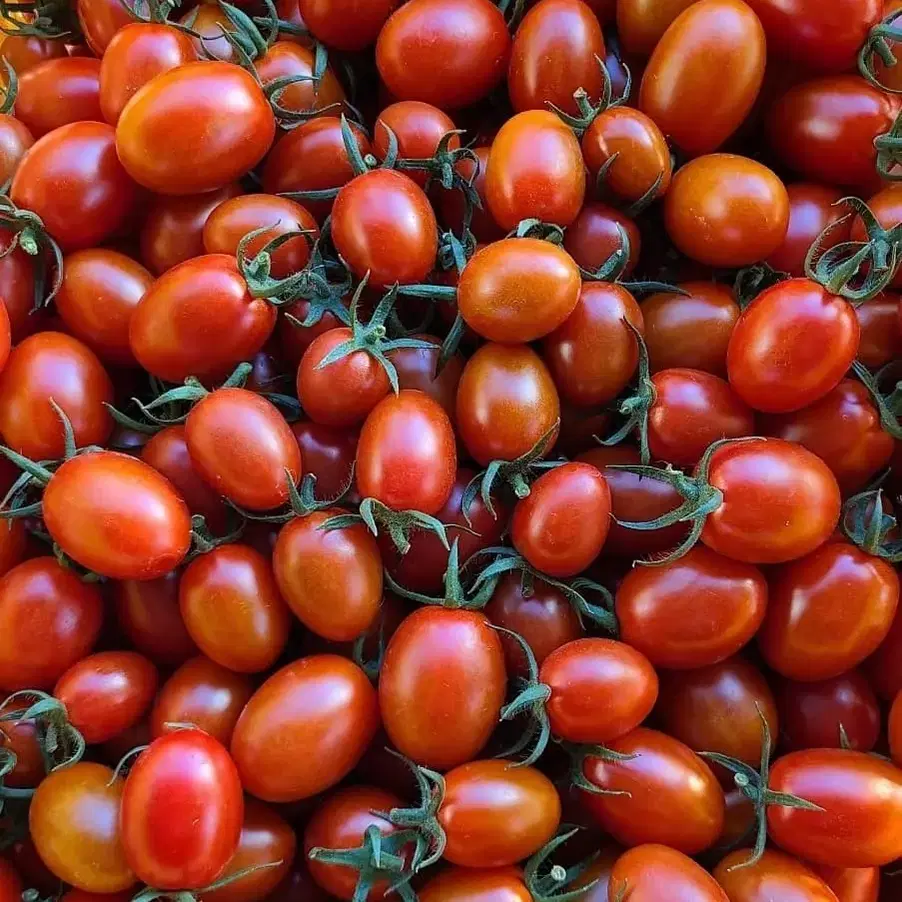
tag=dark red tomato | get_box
[0,858,22,902]
[10,121,138,252]
[439,760,560,867]
[55,249,152,366]
[203,194,318,279]
[373,101,457,186]
[376,0,510,108]
[273,510,382,641]
[0,557,103,692]
[857,292,902,367]
[0,331,113,459]
[508,0,605,115]
[767,749,902,867]
[581,728,725,854]
[29,762,135,893]
[436,145,503,243]
[232,656,379,802]
[0,35,67,74]
[379,608,505,770]
[291,421,357,499]
[767,183,853,277]
[656,656,777,768]
[54,651,158,745]
[390,334,464,421]
[150,656,253,747]
[121,731,243,889]
[616,0,698,55]
[0,516,25,581]
[759,543,899,681]
[332,169,437,288]
[715,848,841,902]
[767,76,899,192]
[15,57,101,137]
[810,864,880,902]
[564,202,641,277]
[0,239,35,344]
[0,112,33,188]
[609,845,728,902]
[130,254,277,383]
[419,867,531,902]
[780,670,881,753]
[0,708,44,788]
[543,282,644,407]
[356,390,456,513]
[185,387,301,511]
[511,462,611,577]
[304,786,404,901]
[298,0,398,49]
[616,546,767,669]
[256,41,346,118]
[112,572,198,668]
[485,110,585,230]
[648,369,755,468]
[540,637,658,744]
[77,0,136,54]
[179,545,291,674]
[42,451,192,580]
[890,690,902,767]
[664,154,790,267]
[863,603,902,701]
[638,0,765,155]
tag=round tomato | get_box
[391,334,464,421]
[0,859,22,902]
[77,0,135,54]
[0,112,33,192]
[609,844,728,902]
[418,866,530,902]
[299,0,399,50]
[15,57,101,137]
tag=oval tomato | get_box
[617,0,698,55]
[299,0,399,50]
[609,844,728,902]
[16,57,102,137]
[714,848,841,902]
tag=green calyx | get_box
[852,359,902,440]
[876,107,902,181]
[551,56,631,136]
[508,218,565,244]
[524,827,602,902]
[733,263,789,309]
[236,224,320,305]
[565,740,637,796]
[0,59,17,117]
[133,862,286,902]
[841,487,902,562]
[0,196,64,309]
[397,130,479,195]
[230,467,354,525]
[859,7,902,92]
[384,755,447,872]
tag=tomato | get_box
[857,292,902,367]
[810,864,879,902]
[767,749,902,867]
[116,62,275,195]
[29,762,135,892]
[439,760,560,867]
[42,451,192,580]
[297,0,398,49]
[419,867,530,902]
[564,201,641,277]
[391,335,464,421]
[609,845,728,902]
[485,111,585,230]
[850,184,902,289]
[617,0,699,55]
[376,0,510,108]
[291,421,357,500]
[0,35,67,75]
[53,651,158,745]
[0,557,102,692]
[14,57,101,138]
[0,109,33,187]
[0,704,44,788]
[436,145,503,243]
[130,255,277,383]
[256,41,346,118]
[10,121,138,252]
[864,603,902,700]
[178,4,238,63]
[664,154,789,267]
[508,0,605,115]
[373,101,457,184]
[0,238,37,343]
[0,859,22,902]
[356,390,456,513]
[715,848,841,902]
[581,728,725,854]
[639,0,765,155]
[616,546,767,669]
[231,656,379,802]
[77,0,135,54]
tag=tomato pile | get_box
[3,0,902,900]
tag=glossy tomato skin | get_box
[639,0,766,156]
[185,388,301,511]
[890,690,902,766]
[77,0,135,54]
[256,41,346,118]
[0,557,103,692]
[0,113,33,187]
[564,202,641,277]
[810,864,879,902]
[373,101,457,181]
[715,848,840,902]
[609,844,728,902]
[116,62,275,195]
[291,421,357,500]
[581,728,725,854]
[54,651,158,745]
[418,867,531,902]
[849,185,902,290]
[121,731,244,889]
[16,57,102,137]
[10,121,137,252]
[857,291,902,367]
[767,749,902,867]
[376,0,510,108]
[617,0,698,55]
[129,255,277,384]
[299,0,399,50]
[485,111,585,230]
[42,451,192,580]
[391,335,464,421]
[231,655,379,802]
[439,760,561,867]
[616,546,767,669]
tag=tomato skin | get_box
[857,292,902,367]
[863,603,902,701]
[609,844,728,902]
[0,113,33,192]
[42,451,192,581]
[0,710,43,788]
[231,656,379,802]
[617,0,699,55]
[77,0,136,54]
[298,0,398,50]
[581,728,725,854]
[616,546,767,669]
[391,335,464,422]
[29,762,135,893]
[715,848,841,902]
[809,864,879,902]
[418,867,531,902]
[458,238,581,343]
[436,145,503,243]
[376,0,510,108]
[121,731,243,890]
[16,57,102,138]
[373,101,457,186]
[439,760,561,867]
[116,62,274,195]
[767,749,902,867]
[256,41,346,117]
[665,154,789,267]
[639,0,765,156]
[0,557,103,692]
[0,239,37,343]
[10,121,138,252]
[290,421,357,500]
[485,111,586,230]
[564,202,641,278]
[890,690,902,767]
[0,859,22,902]
[380,608,505,770]
[508,0,605,115]
[0,35,66,74]
[54,651,158,745]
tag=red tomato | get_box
[255,41,346,119]
[299,0,399,50]
[0,112,33,191]
[617,0,698,55]
[864,603,902,701]
[436,145,503,243]
[391,335,464,421]
[714,847,841,902]
[418,867,531,902]
[16,57,101,137]
[810,864,880,902]
[857,292,902,368]
[373,101,457,185]
[77,0,135,54]
[0,35,66,75]
[564,202,641,277]
[291,421,357,500]
[609,845,728,902]
[0,859,22,902]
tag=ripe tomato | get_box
[436,145,503,243]
[864,604,902,701]
[299,0,399,50]
[54,651,158,745]
[890,690,902,766]
[373,101,457,185]
[856,292,902,367]
[291,421,357,500]
[638,0,766,156]
[0,35,66,75]
[418,867,530,902]
[16,57,101,137]
[29,762,135,893]
[564,201,641,277]
[0,110,33,186]
[231,656,379,802]
[849,184,902,289]
[116,62,275,195]
[617,0,699,55]
[714,848,841,902]
[609,845,728,902]
[810,864,880,902]
[0,557,103,692]
[0,859,22,902]
[485,110,585,230]
[256,41,346,118]
[77,0,135,54]
[391,335,464,421]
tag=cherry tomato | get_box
[810,864,879,902]
[256,40,346,117]
[0,111,33,189]
[0,35,67,74]
[290,421,357,500]
[299,0,398,50]
[0,707,43,788]
[564,201,641,277]
[418,867,531,902]
[715,847,841,902]
[76,0,135,54]
[391,335,464,421]
[0,859,22,902]
[609,844,728,902]
[373,101,457,186]
[436,145,503,243]
[617,0,699,55]
[864,603,902,701]
[15,57,101,138]
[856,291,902,367]
[849,184,902,290]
